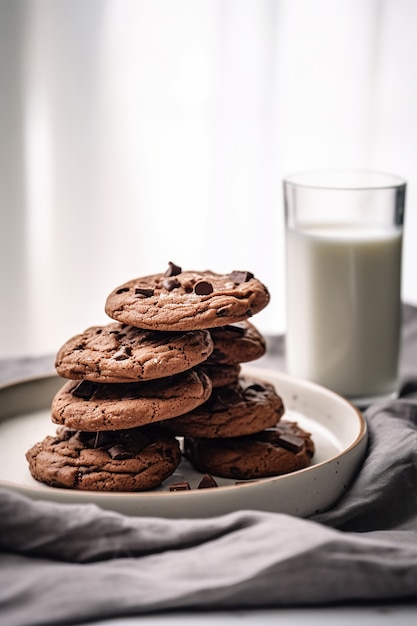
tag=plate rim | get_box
[0,367,367,500]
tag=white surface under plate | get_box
[0,366,367,518]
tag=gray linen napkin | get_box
[1,392,416,626]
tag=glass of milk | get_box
[283,170,406,407]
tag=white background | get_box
[1,0,416,358]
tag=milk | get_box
[285,223,403,400]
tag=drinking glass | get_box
[283,170,406,407]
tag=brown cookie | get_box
[51,368,212,432]
[26,426,181,491]
[184,420,314,480]
[159,376,284,438]
[55,323,214,383]
[199,363,241,388]
[104,263,270,331]
[208,321,266,364]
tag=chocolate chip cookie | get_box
[26,426,181,491]
[159,376,284,438]
[200,363,241,388]
[208,321,267,364]
[105,263,270,331]
[51,368,212,432]
[55,323,214,383]
[184,420,314,480]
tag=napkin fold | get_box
[1,392,417,626]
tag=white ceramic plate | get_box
[0,366,367,518]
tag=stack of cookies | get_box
[26,263,314,492]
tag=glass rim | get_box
[283,169,406,191]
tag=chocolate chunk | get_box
[275,433,304,453]
[169,481,191,491]
[162,277,180,291]
[72,380,95,399]
[93,431,114,449]
[250,430,282,444]
[165,261,182,277]
[108,444,133,460]
[194,281,213,295]
[197,474,218,489]
[135,287,154,298]
[228,271,254,285]
[116,287,130,294]
[77,431,95,447]
[254,430,304,453]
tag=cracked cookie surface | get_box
[105,266,270,331]
[159,376,284,438]
[55,322,214,383]
[184,420,314,480]
[51,368,212,431]
[26,426,181,491]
